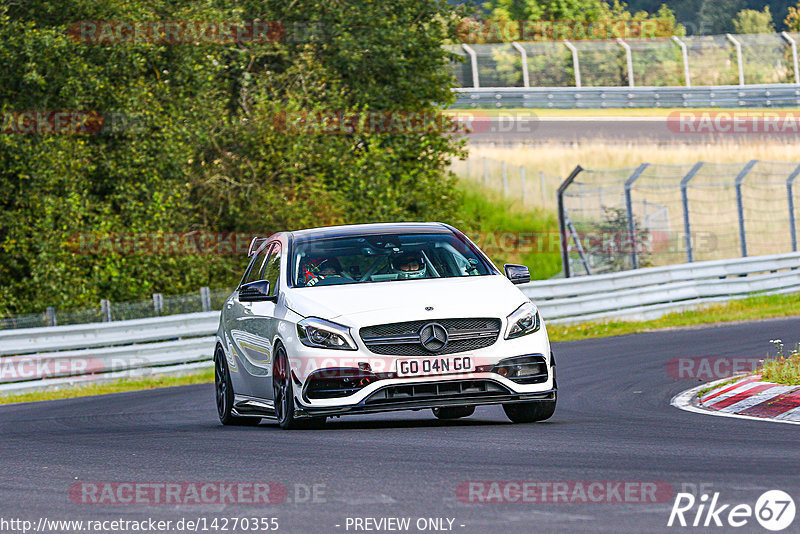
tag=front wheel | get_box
[215,348,261,426]
[273,347,327,429]
[503,394,557,424]
[432,406,475,420]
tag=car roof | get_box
[287,222,454,241]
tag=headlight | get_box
[504,301,541,340]
[297,317,357,351]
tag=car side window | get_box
[261,243,282,296]
[241,243,272,286]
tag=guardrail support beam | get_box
[735,160,759,258]
[617,38,635,87]
[782,32,800,85]
[461,44,480,89]
[558,166,584,278]
[787,164,800,252]
[201,287,212,312]
[563,40,581,88]
[625,164,650,270]
[100,299,112,323]
[680,162,705,263]
[726,34,745,86]
[511,41,530,88]
[672,36,691,87]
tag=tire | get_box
[503,393,557,424]
[273,346,326,430]
[215,348,261,426]
[432,406,475,420]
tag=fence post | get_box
[502,161,508,196]
[540,172,547,204]
[616,38,634,87]
[461,44,480,89]
[625,164,650,270]
[564,40,581,88]
[511,41,530,88]
[680,162,705,263]
[787,164,800,252]
[153,293,163,315]
[100,299,112,322]
[672,36,691,87]
[520,166,526,205]
[201,287,212,312]
[726,34,745,86]
[782,32,800,85]
[46,307,57,327]
[735,160,759,258]
[558,166,584,278]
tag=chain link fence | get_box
[559,160,800,277]
[0,287,232,330]
[449,32,800,88]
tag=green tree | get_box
[734,6,776,33]
[699,0,744,34]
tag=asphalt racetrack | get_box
[464,117,799,144]
[2,317,800,534]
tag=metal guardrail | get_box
[452,84,800,109]
[522,252,800,323]
[2,253,798,394]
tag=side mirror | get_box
[504,264,531,285]
[239,280,274,302]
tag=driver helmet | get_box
[390,252,426,279]
[300,256,342,285]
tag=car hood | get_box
[284,275,529,325]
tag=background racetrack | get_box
[2,317,800,534]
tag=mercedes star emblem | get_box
[419,323,448,352]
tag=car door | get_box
[226,242,281,400]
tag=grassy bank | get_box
[761,341,800,385]
[548,292,800,342]
[470,141,800,181]
[0,368,214,405]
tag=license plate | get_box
[396,356,474,377]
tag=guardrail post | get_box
[735,160,759,258]
[520,166,526,205]
[680,162,705,263]
[726,34,745,86]
[461,44,480,89]
[672,36,691,87]
[616,38,634,87]
[45,307,57,327]
[153,293,163,315]
[558,166,584,278]
[787,164,800,252]
[100,299,112,322]
[201,287,212,312]
[564,40,581,88]
[511,41,530,88]
[625,164,650,270]
[782,32,800,85]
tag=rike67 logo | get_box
[668,490,796,531]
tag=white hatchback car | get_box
[214,223,556,429]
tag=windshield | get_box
[291,232,494,288]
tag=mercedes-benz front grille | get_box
[359,318,502,356]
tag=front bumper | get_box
[294,375,557,419]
